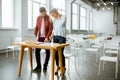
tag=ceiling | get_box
[88,0,120,3]
[89,0,120,6]
[82,0,120,8]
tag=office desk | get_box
[13,42,69,80]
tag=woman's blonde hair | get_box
[50,8,58,14]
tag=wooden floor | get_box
[0,47,120,80]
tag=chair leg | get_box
[98,60,101,75]
[83,52,85,66]
[115,61,118,79]
[68,58,70,74]
[96,52,98,63]
[67,57,71,80]
[6,48,9,58]
[13,49,15,59]
[26,51,29,60]
[103,61,105,71]
[74,54,81,80]
[32,49,35,66]
[74,55,77,70]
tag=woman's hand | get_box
[49,35,53,41]
[44,38,49,42]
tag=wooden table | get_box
[13,42,69,80]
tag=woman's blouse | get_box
[52,15,66,37]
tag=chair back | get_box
[104,40,119,50]
[103,40,119,58]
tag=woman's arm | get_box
[59,15,66,27]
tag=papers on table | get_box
[38,42,60,46]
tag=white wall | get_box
[93,7,116,35]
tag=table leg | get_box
[58,48,64,77]
[50,49,56,80]
[28,47,33,70]
[18,46,25,76]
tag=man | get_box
[33,7,53,72]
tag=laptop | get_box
[24,35,38,44]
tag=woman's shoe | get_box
[60,67,66,76]
[63,67,66,75]
[55,66,60,75]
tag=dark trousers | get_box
[53,36,66,67]
[35,37,50,67]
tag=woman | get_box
[49,8,66,75]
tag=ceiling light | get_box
[104,3,106,6]
[102,8,105,11]
[108,7,110,10]
[111,2,113,5]
[97,3,100,6]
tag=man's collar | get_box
[40,15,48,18]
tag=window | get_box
[28,0,32,29]
[71,4,87,31]
[32,2,40,29]
[72,3,78,30]
[28,0,66,29]
[51,0,66,15]
[28,0,47,29]
[80,7,86,30]
[2,0,14,28]
[90,11,93,30]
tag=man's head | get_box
[39,7,47,17]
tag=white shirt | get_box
[40,18,45,37]
[52,15,66,37]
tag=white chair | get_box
[6,37,29,59]
[65,38,80,80]
[65,38,75,73]
[85,38,102,63]
[98,40,119,79]
[64,47,74,74]
[6,37,22,59]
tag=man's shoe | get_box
[43,64,47,72]
[32,66,41,72]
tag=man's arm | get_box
[45,17,53,42]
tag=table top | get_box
[13,41,69,50]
